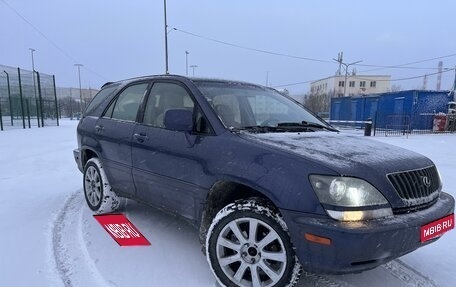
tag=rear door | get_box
[95,82,150,196]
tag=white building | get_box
[310,75,391,97]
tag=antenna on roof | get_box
[335,52,343,76]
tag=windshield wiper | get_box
[277,121,339,132]
[233,121,338,133]
[238,125,285,133]
[238,124,313,133]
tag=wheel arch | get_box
[81,147,100,168]
[198,180,280,246]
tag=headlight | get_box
[309,175,392,221]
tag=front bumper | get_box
[73,148,83,172]
[281,192,455,274]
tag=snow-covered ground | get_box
[0,120,454,286]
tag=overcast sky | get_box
[1,0,455,94]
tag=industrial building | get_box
[310,74,391,97]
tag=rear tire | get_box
[83,158,122,214]
[206,199,302,287]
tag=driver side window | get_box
[143,82,194,128]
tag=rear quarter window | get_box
[105,83,149,122]
[84,84,120,116]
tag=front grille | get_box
[387,165,440,206]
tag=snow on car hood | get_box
[240,131,434,176]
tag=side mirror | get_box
[163,109,193,132]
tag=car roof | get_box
[100,74,269,91]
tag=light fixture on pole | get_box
[190,65,198,77]
[185,51,189,76]
[74,64,84,115]
[332,58,362,97]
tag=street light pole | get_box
[333,58,362,97]
[190,65,198,76]
[74,64,84,115]
[185,51,189,76]
[163,0,169,74]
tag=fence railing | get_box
[0,64,59,131]
[329,113,456,136]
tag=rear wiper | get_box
[277,121,339,132]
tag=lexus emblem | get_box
[422,176,431,187]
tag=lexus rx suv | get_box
[74,75,454,287]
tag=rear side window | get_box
[84,84,119,116]
[105,83,149,122]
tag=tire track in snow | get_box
[300,271,353,287]
[297,259,440,287]
[381,259,440,287]
[52,191,109,287]
[52,191,439,287]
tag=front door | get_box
[131,81,209,220]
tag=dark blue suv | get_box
[74,75,454,287]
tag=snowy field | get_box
[0,119,455,287]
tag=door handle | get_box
[133,133,148,143]
[95,125,104,132]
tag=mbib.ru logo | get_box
[94,214,151,246]
[420,214,454,243]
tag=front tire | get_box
[206,200,301,287]
[83,158,121,214]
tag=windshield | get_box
[194,80,333,132]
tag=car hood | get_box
[240,131,434,176]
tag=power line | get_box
[357,53,456,73]
[172,26,456,88]
[173,26,456,71]
[357,68,455,82]
[274,80,314,88]
[0,0,108,81]
[357,64,452,70]
[172,27,334,63]
[274,68,456,88]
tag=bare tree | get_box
[390,84,402,92]
[303,92,331,114]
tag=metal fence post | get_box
[373,111,378,136]
[34,71,40,127]
[0,100,3,131]
[36,72,45,127]
[26,98,31,128]
[17,68,26,129]
[4,71,13,126]
[52,75,59,126]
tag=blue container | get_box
[330,90,452,130]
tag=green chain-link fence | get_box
[0,64,59,131]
